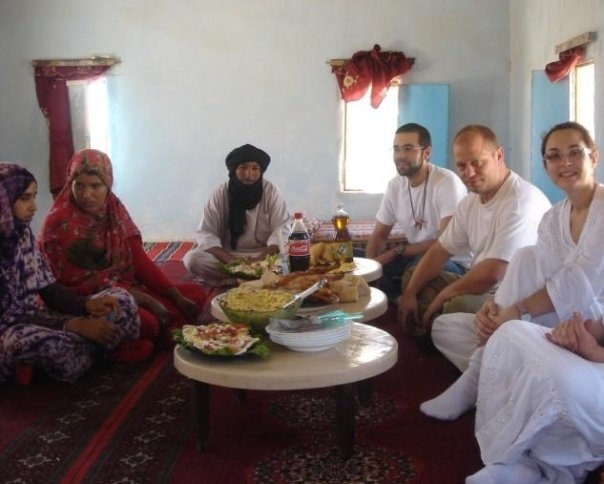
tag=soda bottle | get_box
[332,204,353,263]
[288,212,310,272]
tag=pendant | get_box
[414,219,426,230]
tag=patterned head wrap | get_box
[0,162,55,325]
[40,149,140,294]
[66,149,114,189]
[0,162,36,238]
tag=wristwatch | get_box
[514,300,532,321]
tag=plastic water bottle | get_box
[288,212,310,272]
[277,230,290,275]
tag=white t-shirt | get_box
[375,164,467,244]
[439,171,551,268]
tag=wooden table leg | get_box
[193,381,210,450]
[335,383,356,459]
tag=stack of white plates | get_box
[266,319,352,352]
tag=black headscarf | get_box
[225,144,271,250]
[225,144,270,175]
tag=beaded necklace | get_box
[407,166,430,230]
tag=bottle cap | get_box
[336,204,347,214]
[294,212,303,218]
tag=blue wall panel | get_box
[530,71,569,203]
[398,84,450,168]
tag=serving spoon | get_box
[281,278,328,309]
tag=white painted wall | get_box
[2,0,511,240]
[509,0,604,180]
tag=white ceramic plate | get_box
[284,343,338,352]
[270,335,347,347]
[266,321,350,336]
[269,331,351,347]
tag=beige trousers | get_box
[400,267,493,339]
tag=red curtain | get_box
[332,44,413,109]
[34,65,110,196]
[545,46,584,83]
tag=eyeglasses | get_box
[393,145,425,155]
[543,147,591,164]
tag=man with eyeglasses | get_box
[366,123,467,303]
[398,124,551,352]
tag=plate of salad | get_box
[219,254,282,279]
[173,322,271,358]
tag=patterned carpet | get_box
[0,305,488,483]
[0,252,489,483]
[2,245,600,482]
[0,352,195,483]
[144,241,195,263]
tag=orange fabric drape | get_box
[545,46,584,83]
[34,65,110,196]
[332,44,413,108]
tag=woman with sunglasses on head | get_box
[0,162,142,385]
[420,122,604,482]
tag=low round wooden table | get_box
[173,322,398,458]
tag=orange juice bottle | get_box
[332,205,353,263]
